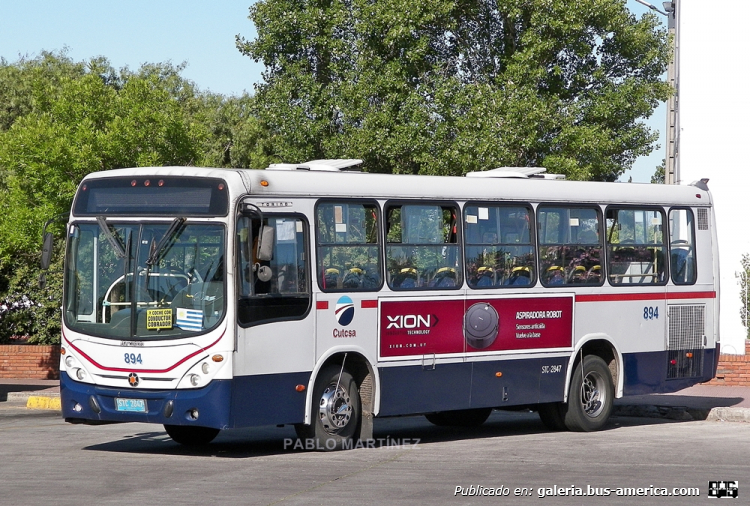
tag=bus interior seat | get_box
[475,266,495,287]
[429,267,456,288]
[505,266,531,286]
[568,265,587,283]
[545,266,565,285]
[587,265,602,283]
[342,268,364,289]
[392,267,418,289]
[323,268,340,289]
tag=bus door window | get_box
[606,208,667,285]
[464,204,536,288]
[315,201,382,291]
[237,214,310,326]
[385,203,462,290]
[668,208,697,285]
[537,206,603,287]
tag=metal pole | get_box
[664,1,678,184]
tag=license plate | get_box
[115,398,147,413]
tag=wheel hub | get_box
[319,382,352,435]
[581,371,605,418]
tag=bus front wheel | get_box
[164,425,220,446]
[563,355,614,432]
[295,365,361,451]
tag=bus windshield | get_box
[64,221,225,340]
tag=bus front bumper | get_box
[60,371,231,429]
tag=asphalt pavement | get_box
[2,378,749,422]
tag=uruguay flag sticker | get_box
[335,296,355,326]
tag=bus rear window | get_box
[73,177,229,216]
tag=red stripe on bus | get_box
[361,300,378,308]
[62,329,224,374]
[317,301,329,310]
[577,291,716,303]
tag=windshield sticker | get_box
[176,308,203,332]
[146,308,173,330]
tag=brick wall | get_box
[707,341,750,386]
[0,345,60,379]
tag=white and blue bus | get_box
[54,160,719,447]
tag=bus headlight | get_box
[201,362,209,374]
[75,368,86,381]
[65,356,75,368]
[189,374,200,386]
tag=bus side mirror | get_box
[256,226,274,262]
[41,232,54,270]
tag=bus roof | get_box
[81,166,711,207]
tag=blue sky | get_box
[0,0,665,182]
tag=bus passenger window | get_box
[669,208,697,285]
[316,201,382,291]
[464,204,535,288]
[606,208,667,285]
[385,203,462,290]
[537,206,603,287]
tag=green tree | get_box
[651,159,665,184]
[238,0,671,179]
[0,52,238,343]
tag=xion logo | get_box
[386,314,439,329]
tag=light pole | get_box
[636,0,679,185]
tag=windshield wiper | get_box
[146,217,186,267]
[96,216,126,259]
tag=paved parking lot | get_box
[1,404,747,506]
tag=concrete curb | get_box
[6,391,60,403]
[614,404,750,422]
[706,407,750,423]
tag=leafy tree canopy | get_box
[238,0,671,179]
[0,51,262,342]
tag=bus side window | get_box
[606,208,667,285]
[669,208,697,285]
[385,203,462,290]
[315,201,382,291]
[464,204,536,288]
[537,206,603,287]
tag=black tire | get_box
[294,365,361,451]
[164,425,220,446]
[563,355,614,432]
[537,403,567,431]
[424,408,492,427]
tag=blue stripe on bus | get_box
[377,356,569,416]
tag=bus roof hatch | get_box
[466,167,565,180]
[266,159,363,172]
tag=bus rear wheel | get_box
[295,365,361,451]
[563,355,614,432]
[164,425,220,446]
[425,408,492,427]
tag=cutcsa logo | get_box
[335,296,355,326]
